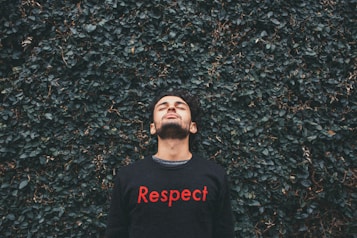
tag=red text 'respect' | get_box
[137,186,208,207]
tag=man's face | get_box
[150,96,197,139]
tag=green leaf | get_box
[19,180,29,189]
[84,24,97,33]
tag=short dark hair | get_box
[148,89,201,127]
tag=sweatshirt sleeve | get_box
[105,176,129,238]
[213,173,235,238]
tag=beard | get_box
[155,122,190,140]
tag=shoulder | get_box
[115,156,152,180]
[192,154,227,175]
[191,155,230,191]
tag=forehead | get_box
[155,96,187,106]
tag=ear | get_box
[189,122,197,134]
[150,123,156,135]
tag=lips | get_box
[163,113,180,119]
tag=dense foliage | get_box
[1,0,356,237]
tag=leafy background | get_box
[0,0,356,237]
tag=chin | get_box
[156,124,189,140]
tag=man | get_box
[106,89,235,238]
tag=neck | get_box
[155,137,192,161]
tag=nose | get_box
[167,105,176,112]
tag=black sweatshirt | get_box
[106,154,235,238]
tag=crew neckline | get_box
[151,155,192,167]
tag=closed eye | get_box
[157,105,167,111]
[175,102,188,110]
[156,101,188,111]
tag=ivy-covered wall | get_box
[1,0,356,237]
